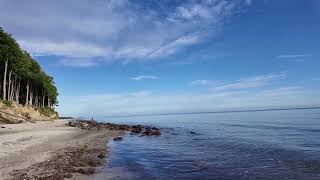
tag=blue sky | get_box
[0,0,320,116]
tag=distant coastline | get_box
[93,106,320,118]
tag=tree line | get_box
[0,27,58,108]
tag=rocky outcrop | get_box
[68,119,161,137]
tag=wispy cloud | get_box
[276,54,312,59]
[0,0,251,66]
[19,40,112,59]
[259,86,302,97]
[131,76,159,81]
[190,80,213,86]
[59,58,101,68]
[312,78,320,81]
[214,73,286,91]
[245,0,253,5]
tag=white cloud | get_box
[19,40,112,58]
[0,0,249,66]
[214,73,286,91]
[259,87,302,97]
[245,0,253,5]
[130,76,159,81]
[276,54,312,59]
[175,5,211,20]
[147,33,202,59]
[59,58,100,68]
[190,80,212,86]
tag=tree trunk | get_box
[26,80,29,105]
[8,70,12,101]
[35,88,38,107]
[42,91,45,107]
[9,74,15,101]
[13,75,17,101]
[2,60,8,100]
[29,83,33,106]
[15,80,20,104]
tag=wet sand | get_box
[0,120,123,179]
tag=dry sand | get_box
[0,120,123,179]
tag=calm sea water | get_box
[98,109,320,179]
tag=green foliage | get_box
[1,100,12,107]
[0,27,58,105]
[38,107,58,117]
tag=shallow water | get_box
[99,109,320,179]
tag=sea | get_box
[97,109,320,179]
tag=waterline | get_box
[92,106,320,118]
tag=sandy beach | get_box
[0,120,123,179]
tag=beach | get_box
[0,120,124,179]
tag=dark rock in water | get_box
[77,168,95,174]
[113,136,123,141]
[64,173,73,178]
[0,126,6,128]
[67,119,161,137]
[98,154,105,159]
[131,128,142,134]
[152,130,161,136]
[143,129,161,136]
[190,131,197,134]
[143,129,152,136]
[193,161,208,170]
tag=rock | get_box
[152,130,161,136]
[113,136,123,141]
[143,129,161,136]
[67,120,161,137]
[131,128,141,134]
[98,154,105,159]
[143,129,152,136]
[64,173,73,178]
[68,121,77,127]
[77,168,95,174]
[0,126,6,128]
[193,161,208,170]
[190,131,197,134]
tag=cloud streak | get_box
[131,76,159,81]
[213,73,286,91]
[0,0,250,66]
[190,80,213,86]
[276,54,312,59]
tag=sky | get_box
[0,0,320,117]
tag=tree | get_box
[0,27,58,109]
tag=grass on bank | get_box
[1,100,12,107]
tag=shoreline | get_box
[0,119,161,180]
[0,119,124,179]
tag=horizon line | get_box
[81,106,320,119]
